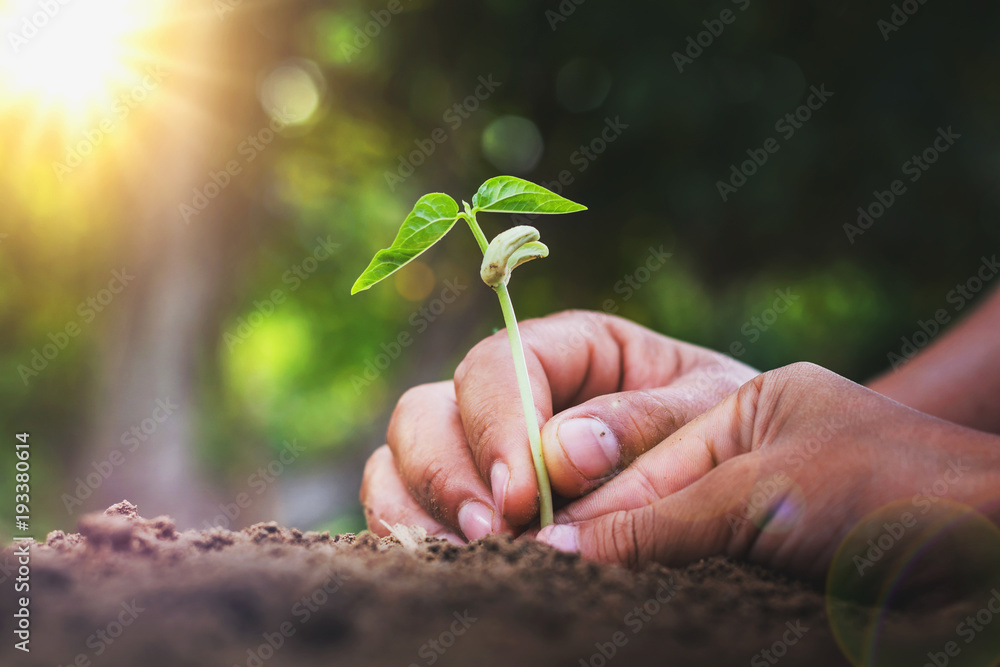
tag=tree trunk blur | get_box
[81,3,293,527]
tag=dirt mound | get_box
[0,501,975,666]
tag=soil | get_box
[0,502,993,667]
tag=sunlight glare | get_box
[0,0,161,114]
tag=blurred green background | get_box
[1,0,998,539]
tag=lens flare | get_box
[826,499,1000,666]
[0,0,164,116]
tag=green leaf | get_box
[471,176,587,215]
[351,193,460,295]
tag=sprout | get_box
[352,176,587,528]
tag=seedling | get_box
[351,176,587,527]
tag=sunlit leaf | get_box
[471,176,587,214]
[351,193,459,294]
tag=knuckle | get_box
[736,372,768,409]
[603,510,641,568]
[747,362,831,430]
[387,384,441,453]
[628,465,664,506]
[395,384,431,414]
[454,335,506,386]
[465,414,505,470]
[782,361,827,380]
[521,309,610,348]
[729,374,769,453]
[410,457,449,519]
[633,390,682,436]
[359,445,391,504]
[534,308,600,326]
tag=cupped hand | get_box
[360,310,758,542]
[536,362,1000,582]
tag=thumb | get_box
[540,362,747,497]
[537,456,763,567]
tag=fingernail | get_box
[537,524,579,553]
[558,418,619,479]
[458,502,494,542]
[490,462,510,522]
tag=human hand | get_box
[536,362,1000,583]
[360,310,758,542]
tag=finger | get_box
[541,362,751,497]
[554,373,764,524]
[387,382,503,541]
[454,310,722,527]
[538,455,765,567]
[360,445,463,544]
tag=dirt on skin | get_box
[0,502,991,667]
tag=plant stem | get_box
[494,282,554,527]
[462,209,554,527]
[461,205,489,253]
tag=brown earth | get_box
[1,502,996,667]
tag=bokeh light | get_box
[481,115,543,174]
[556,57,612,112]
[827,500,1000,666]
[394,260,436,302]
[259,59,325,126]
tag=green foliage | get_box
[472,176,588,214]
[352,177,584,295]
[4,0,998,536]
[351,193,460,294]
